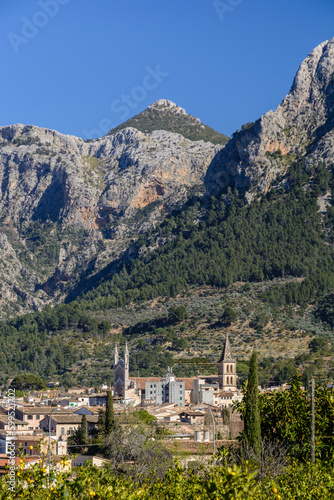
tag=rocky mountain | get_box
[1,40,334,386]
[108,99,229,145]
[0,112,223,316]
[1,38,334,319]
[205,38,334,199]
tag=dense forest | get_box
[80,160,334,308]
[0,159,333,386]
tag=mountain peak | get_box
[205,37,334,198]
[148,99,188,116]
[108,100,229,145]
[284,38,334,109]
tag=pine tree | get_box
[105,390,115,435]
[243,350,261,456]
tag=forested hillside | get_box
[1,39,334,388]
[0,158,333,387]
[79,160,334,308]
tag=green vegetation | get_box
[104,390,115,435]
[314,292,334,328]
[0,160,333,385]
[21,221,61,271]
[1,372,333,498]
[9,373,46,391]
[236,374,334,461]
[221,306,237,326]
[1,446,333,499]
[80,161,334,309]
[242,351,261,457]
[108,104,230,145]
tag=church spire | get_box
[124,342,129,387]
[114,344,119,365]
[219,332,235,362]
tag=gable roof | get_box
[49,414,99,425]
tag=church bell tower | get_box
[218,333,237,392]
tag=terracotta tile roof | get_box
[0,416,28,425]
[164,440,229,454]
[18,407,73,415]
[73,406,101,414]
[0,456,37,469]
[179,411,205,417]
[51,415,99,424]
[14,435,46,442]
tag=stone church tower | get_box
[113,342,130,397]
[218,333,237,392]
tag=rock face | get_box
[205,38,334,198]
[0,121,222,316]
[1,38,334,316]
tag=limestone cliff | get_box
[0,120,222,315]
[1,38,334,317]
[205,38,334,198]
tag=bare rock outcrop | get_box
[205,38,334,198]
[0,121,222,315]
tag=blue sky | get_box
[0,0,333,140]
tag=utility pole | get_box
[310,378,315,463]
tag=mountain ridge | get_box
[1,38,334,319]
[0,112,224,316]
[0,39,334,386]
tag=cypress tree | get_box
[105,390,115,435]
[80,414,88,444]
[97,408,106,438]
[243,350,261,456]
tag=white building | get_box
[145,368,185,406]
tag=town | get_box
[0,334,303,476]
[0,335,250,472]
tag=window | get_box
[25,442,27,447]
[180,391,182,394]
[36,415,40,420]
[180,397,182,401]
[27,415,33,420]
[61,427,65,435]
